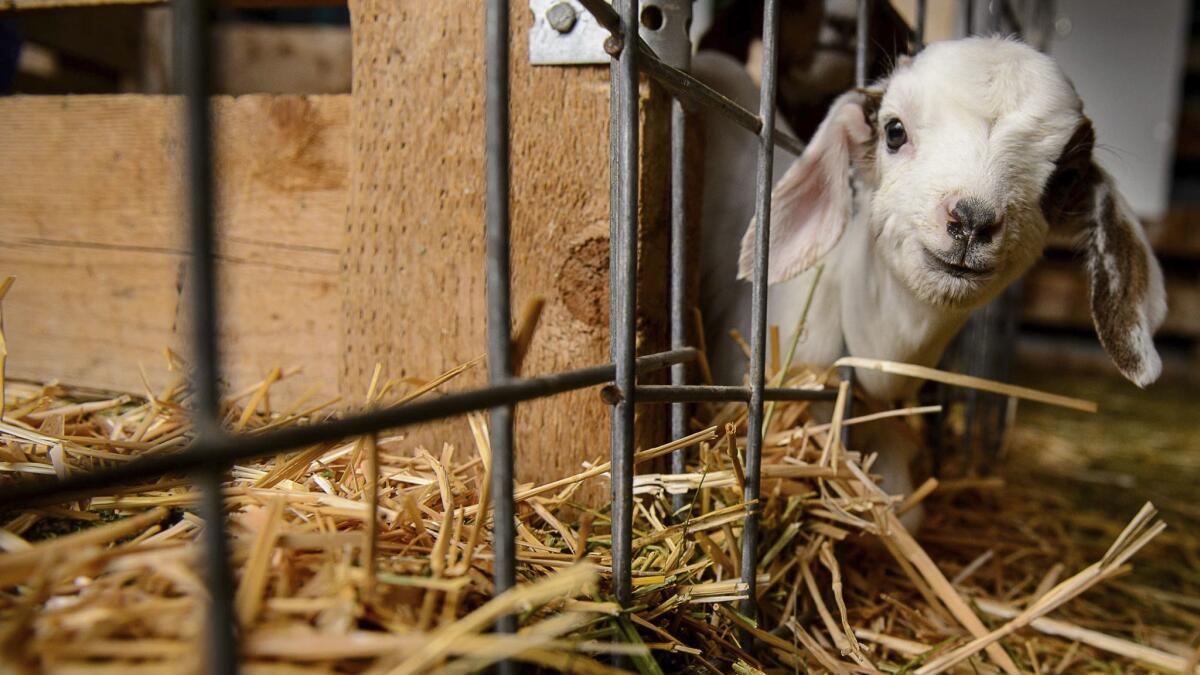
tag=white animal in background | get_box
[696,37,1167,515]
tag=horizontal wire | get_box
[0,348,698,509]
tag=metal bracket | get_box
[529,0,692,69]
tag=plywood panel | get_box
[0,94,349,402]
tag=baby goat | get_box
[697,37,1167,513]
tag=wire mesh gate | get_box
[0,0,1026,671]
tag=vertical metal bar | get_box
[959,0,975,37]
[855,0,869,88]
[739,0,780,625]
[991,283,1022,460]
[839,365,856,449]
[179,0,218,432]
[988,0,1002,33]
[915,0,927,50]
[197,478,237,673]
[175,0,238,672]
[842,10,867,465]
[668,100,688,514]
[843,0,870,467]
[963,300,994,469]
[610,0,639,607]
[484,0,518,654]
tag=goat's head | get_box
[738,36,1167,386]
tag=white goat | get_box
[696,37,1167,513]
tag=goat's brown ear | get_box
[738,89,875,283]
[1042,118,1167,387]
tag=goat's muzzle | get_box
[945,196,1002,246]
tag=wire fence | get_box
[0,0,1028,671]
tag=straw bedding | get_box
[0,293,1197,673]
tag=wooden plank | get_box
[1145,208,1200,258]
[1022,260,1200,337]
[341,1,671,492]
[891,0,959,43]
[139,19,353,96]
[0,94,349,402]
[214,25,352,96]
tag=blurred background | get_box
[0,0,1195,508]
[0,4,350,96]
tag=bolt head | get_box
[599,385,623,405]
[546,2,578,33]
[603,34,624,56]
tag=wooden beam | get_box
[213,25,351,96]
[341,1,672,493]
[139,16,352,96]
[0,94,349,402]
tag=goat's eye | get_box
[884,119,907,152]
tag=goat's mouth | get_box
[923,249,995,280]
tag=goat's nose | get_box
[947,197,1001,243]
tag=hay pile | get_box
[0,273,1195,674]
[1,344,1196,675]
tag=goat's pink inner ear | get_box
[737,92,870,284]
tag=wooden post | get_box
[341,1,671,493]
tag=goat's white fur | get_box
[696,38,1167,510]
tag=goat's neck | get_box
[835,208,972,401]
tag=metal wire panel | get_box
[578,0,806,155]
[7,1,942,669]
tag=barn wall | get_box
[0,94,348,402]
[340,1,672,487]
